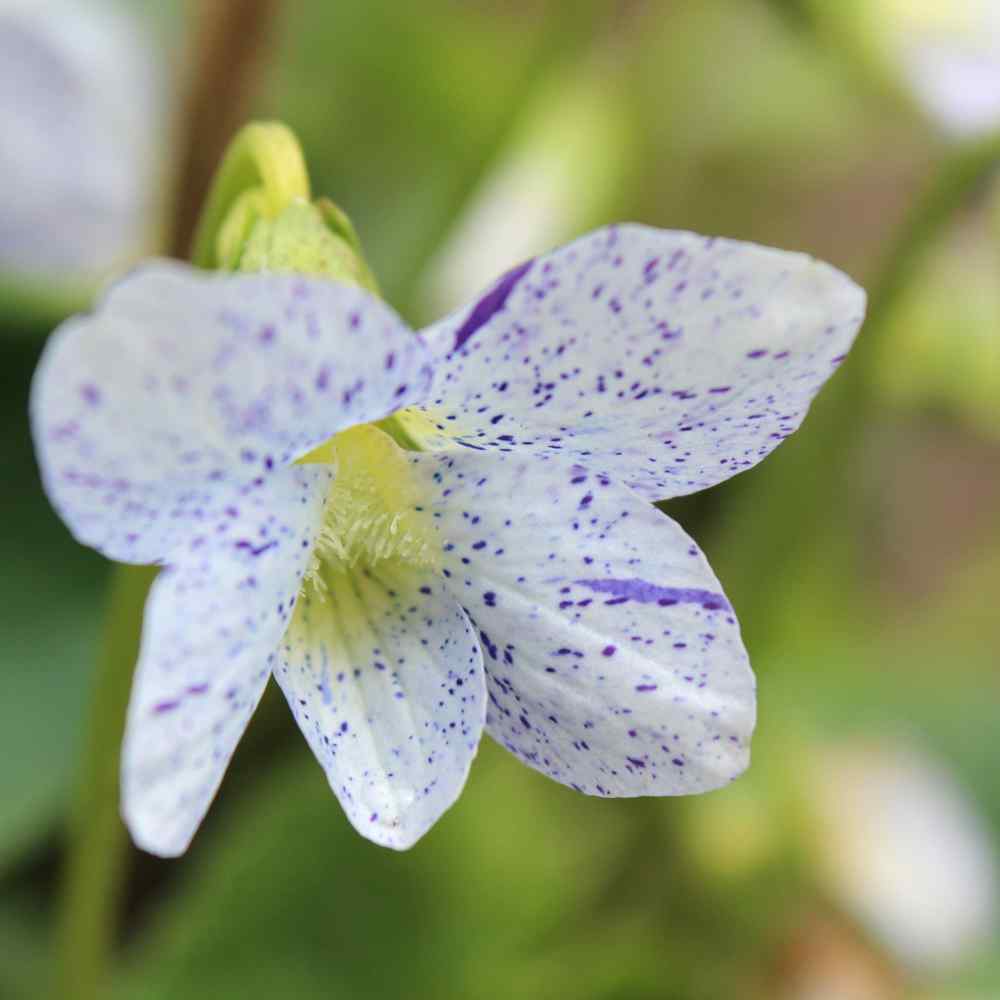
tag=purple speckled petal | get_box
[409,450,755,797]
[417,224,866,500]
[275,563,485,850]
[121,464,332,857]
[30,260,431,564]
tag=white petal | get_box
[418,224,865,500]
[275,564,485,849]
[31,261,431,564]
[121,465,331,857]
[409,450,755,796]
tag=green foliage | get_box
[0,343,108,873]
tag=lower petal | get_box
[409,450,755,797]
[121,465,331,856]
[275,562,485,849]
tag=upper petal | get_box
[418,224,865,499]
[409,449,755,797]
[275,563,486,850]
[31,261,431,564]
[122,463,332,857]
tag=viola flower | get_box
[32,224,865,855]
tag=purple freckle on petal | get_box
[316,367,329,390]
[235,539,278,557]
[153,699,179,715]
[602,645,616,657]
[385,352,396,370]
[258,324,276,344]
[452,259,533,351]
[636,684,658,693]
[747,349,767,359]
[80,383,101,406]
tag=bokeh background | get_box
[2,1,999,998]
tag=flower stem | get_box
[710,129,1000,650]
[859,129,1000,346]
[53,565,157,1000]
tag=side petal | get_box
[275,564,485,850]
[417,224,865,499]
[121,464,331,857]
[409,450,755,797]
[31,261,431,564]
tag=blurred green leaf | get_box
[0,885,49,999]
[262,0,603,313]
[0,343,108,874]
[115,738,635,999]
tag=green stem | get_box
[53,565,157,1000]
[860,129,1000,344]
[710,129,1000,651]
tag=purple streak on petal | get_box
[574,578,731,612]
[452,259,534,352]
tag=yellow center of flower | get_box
[298,423,438,596]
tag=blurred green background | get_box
[2,1,998,998]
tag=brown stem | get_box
[168,0,284,259]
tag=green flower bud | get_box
[191,121,377,291]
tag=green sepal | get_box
[315,198,380,293]
[236,200,375,289]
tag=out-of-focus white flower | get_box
[0,0,165,282]
[813,739,998,972]
[879,0,1000,137]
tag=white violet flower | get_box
[31,224,865,854]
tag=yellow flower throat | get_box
[298,422,439,594]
